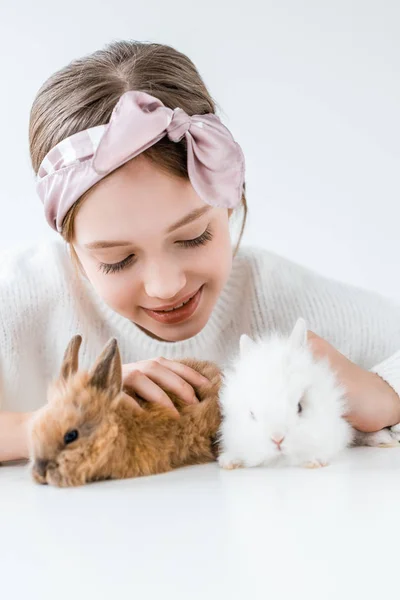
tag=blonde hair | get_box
[29,40,247,270]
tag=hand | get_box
[121,357,210,416]
[307,331,400,432]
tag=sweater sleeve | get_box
[0,241,68,412]
[370,351,400,401]
[249,246,400,403]
[0,244,43,412]
[0,239,116,412]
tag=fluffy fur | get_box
[217,318,354,469]
[29,336,222,487]
[353,424,400,447]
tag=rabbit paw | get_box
[389,423,400,441]
[302,459,328,469]
[355,426,400,448]
[218,453,243,470]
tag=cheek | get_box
[194,244,231,288]
[104,282,137,314]
[55,448,90,486]
[78,255,140,314]
[198,219,233,288]
[95,272,140,314]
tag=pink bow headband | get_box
[36,90,246,233]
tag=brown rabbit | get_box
[29,335,222,487]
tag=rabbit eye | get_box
[297,402,303,414]
[64,429,79,445]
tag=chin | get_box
[161,322,204,342]
[147,313,210,342]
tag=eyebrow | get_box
[83,206,212,250]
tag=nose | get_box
[271,435,285,449]
[34,458,49,477]
[143,260,186,300]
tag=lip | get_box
[144,287,202,312]
[142,285,203,325]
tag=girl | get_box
[1,40,400,462]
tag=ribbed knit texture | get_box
[1,239,400,412]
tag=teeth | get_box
[159,295,193,313]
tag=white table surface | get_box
[1,447,400,600]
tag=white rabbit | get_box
[217,318,354,470]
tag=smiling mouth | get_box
[145,287,201,312]
[154,294,196,312]
[142,286,203,325]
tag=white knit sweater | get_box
[1,239,400,413]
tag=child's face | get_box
[72,155,233,342]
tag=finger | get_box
[306,332,332,357]
[120,391,144,414]
[123,371,180,415]
[307,329,320,341]
[123,361,198,404]
[153,357,210,389]
[139,362,199,404]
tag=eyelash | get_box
[98,227,214,275]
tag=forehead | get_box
[73,156,207,243]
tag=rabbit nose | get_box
[34,458,49,476]
[271,435,285,448]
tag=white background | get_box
[1,5,400,599]
[0,0,399,298]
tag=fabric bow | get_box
[37,90,245,232]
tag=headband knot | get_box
[36,90,245,233]
[166,108,192,143]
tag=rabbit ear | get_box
[289,317,307,348]
[240,334,257,357]
[88,338,122,400]
[60,334,82,381]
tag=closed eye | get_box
[98,254,135,275]
[97,227,214,275]
[177,227,213,248]
[250,410,257,421]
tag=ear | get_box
[240,334,257,357]
[289,317,307,348]
[60,334,82,381]
[88,338,122,400]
